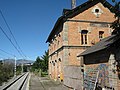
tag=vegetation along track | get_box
[2,72,29,90]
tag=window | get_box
[55,60,57,63]
[52,61,55,66]
[95,9,99,13]
[54,44,56,50]
[99,31,104,40]
[81,30,88,45]
[58,58,61,62]
[58,34,61,37]
[58,41,59,46]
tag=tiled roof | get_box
[46,0,114,43]
[78,35,120,56]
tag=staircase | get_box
[83,70,119,90]
[84,70,99,90]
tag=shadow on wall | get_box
[116,61,120,79]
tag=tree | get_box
[32,51,49,73]
[41,51,49,72]
[111,0,120,34]
[32,56,42,70]
[0,61,14,85]
[111,0,120,79]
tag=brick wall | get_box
[48,2,115,89]
[83,50,120,90]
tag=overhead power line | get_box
[0,48,14,56]
[0,52,6,57]
[0,9,27,58]
[0,26,24,58]
[0,49,14,58]
[0,52,12,59]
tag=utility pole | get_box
[71,0,76,9]
[14,56,16,77]
[1,58,3,65]
[21,63,23,74]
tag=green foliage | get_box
[0,61,14,86]
[32,56,43,71]
[0,60,27,85]
[110,0,120,34]
[16,66,22,75]
[23,65,28,72]
[41,51,49,72]
[32,50,49,74]
[41,71,48,77]
[112,0,115,2]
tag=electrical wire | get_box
[0,26,24,58]
[0,9,27,58]
[0,48,14,56]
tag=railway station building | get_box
[46,0,115,89]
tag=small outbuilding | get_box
[77,34,120,89]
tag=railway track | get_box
[1,72,29,90]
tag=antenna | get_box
[71,0,76,9]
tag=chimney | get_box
[71,0,76,9]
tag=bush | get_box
[41,71,48,77]
[0,62,14,86]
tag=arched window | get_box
[99,31,104,40]
[52,61,55,66]
[58,58,61,62]
[55,60,57,62]
[81,30,88,45]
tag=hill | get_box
[0,59,34,66]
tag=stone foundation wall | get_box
[64,65,83,89]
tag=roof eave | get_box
[46,16,65,43]
[67,0,114,18]
[46,0,114,43]
[77,47,107,57]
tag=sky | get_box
[0,0,117,60]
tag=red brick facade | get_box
[47,0,115,85]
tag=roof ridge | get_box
[46,0,114,43]
[64,0,113,18]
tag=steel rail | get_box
[2,72,29,90]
